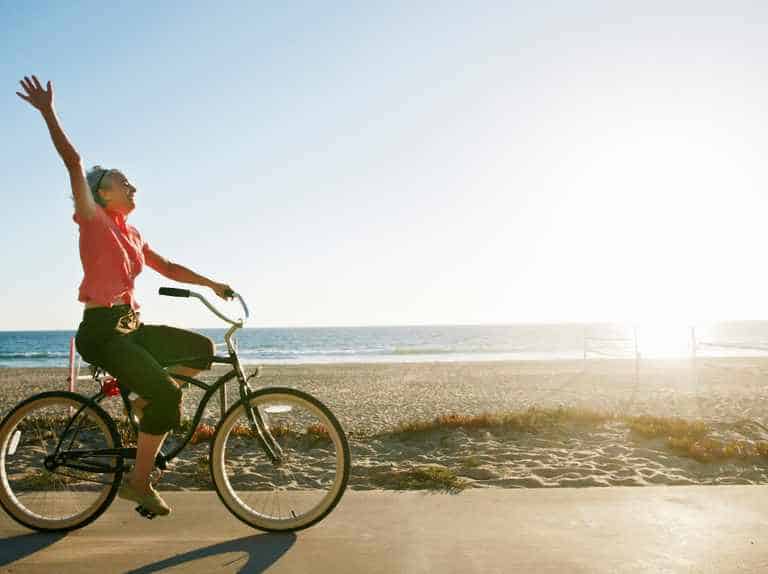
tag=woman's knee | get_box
[193,336,215,370]
[169,365,201,378]
[140,382,182,434]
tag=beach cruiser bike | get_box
[0,288,351,533]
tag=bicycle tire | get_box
[0,391,123,532]
[210,387,350,532]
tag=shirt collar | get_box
[105,208,129,233]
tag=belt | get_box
[84,295,131,309]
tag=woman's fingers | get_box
[22,77,37,94]
[19,76,43,95]
[17,75,54,112]
[212,283,235,300]
[17,75,53,111]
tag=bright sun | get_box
[634,322,694,358]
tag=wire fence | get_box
[582,325,768,386]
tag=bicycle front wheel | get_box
[211,387,350,532]
[0,391,123,532]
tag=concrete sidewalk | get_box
[2,487,768,573]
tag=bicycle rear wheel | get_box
[0,391,123,532]
[210,387,350,532]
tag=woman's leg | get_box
[121,326,213,497]
[169,365,202,379]
[128,431,167,492]
[128,366,201,491]
[77,313,213,514]
[130,366,200,418]
[92,338,182,506]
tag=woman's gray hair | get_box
[85,165,112,206]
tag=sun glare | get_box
[635,322,694,358]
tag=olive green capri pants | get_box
[75,305,214,435]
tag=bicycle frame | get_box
[46,288,284,477]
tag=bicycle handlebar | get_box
[159,287,250,327]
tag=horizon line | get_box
[3,318,768,333]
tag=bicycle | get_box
[0,288,351,533]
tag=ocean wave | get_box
[391,347,458,355]
[238,348,382,356]
[391,346,547,356]
[239,346,535,357]
[0,352,70,360]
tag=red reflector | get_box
[101,377,121,397]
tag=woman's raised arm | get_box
[16,75,96,219]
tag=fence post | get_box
[690,326,697,386]
[68,337,76,393]
[633,326,639,386]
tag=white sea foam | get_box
[4,322,768,367]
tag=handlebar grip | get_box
[159,287,191,298]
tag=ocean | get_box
[2,322,768,368]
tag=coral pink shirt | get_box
[73,206,150,310]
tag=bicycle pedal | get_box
[135,505,157,520]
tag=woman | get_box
[16,75,233,517]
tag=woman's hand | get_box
[16,75,54,114]
[211,282,235,300]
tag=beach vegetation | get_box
[626,415,707,440]
[625,415,768,462]
[186,420,332,446]
[116,419,133,445]
[14,469,83,489]
[15,470,57,489]
[178,417,196,434]
[190,423,216,445]
[388,408,768,465]
[231,423,258,438]
[194,454,211,485]
[16,414,61,433]
[462,455,482,468]
[16,412,106,437]
[306,423,332,440]
[391,406,613,436]
[371,465,469,493]
[664,435,768,462]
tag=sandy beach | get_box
[2,358,768,490]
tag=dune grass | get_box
[34,405,768,470]
[387,407,768,464]
[626,415,768,462]
[370,465,469,493]
[392,406,612,435]
[116,417,333,446]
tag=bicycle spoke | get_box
[211,388,349,531]
[0,393,122,531]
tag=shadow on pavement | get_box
[0,532,66,567]
[127,532,297,574]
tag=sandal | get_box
[119,480,171,516]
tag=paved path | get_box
[2,487,768,573]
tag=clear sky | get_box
[3,1,768,330]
